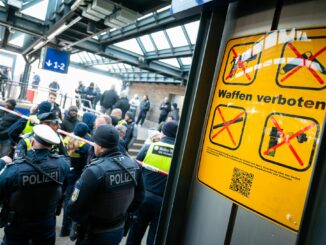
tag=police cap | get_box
[38,112,62,124]
[33,124,60,146]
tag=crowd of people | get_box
[0,89,179,245]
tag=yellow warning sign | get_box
[276,38,326,90]
[210,105,246,149]
[198,27,326,232]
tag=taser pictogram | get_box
[259,113,319,171]
[210,105,247,150]
[276,38,326,90]
[223,42,262,85]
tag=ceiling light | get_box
[33,40,46,50]
[48,24,68,40]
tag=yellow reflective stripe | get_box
[143,141,174,172]
[23,138,31,151]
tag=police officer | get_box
[67,125,144,245]
[126,120,178,245]
[14,112,67,159]
[0,124,70,244]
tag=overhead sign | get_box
[198,27,326,232]
[40,47,70,74]
[171,0,213,15]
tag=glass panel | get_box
[8,32,25,47]
[159,58,180,68]
[0,1,5,7]
[21,0,49,21]
[113,39,143,55]
[184,21,200,44]
[166,26,188,47]
[112,64,120,70]
[151,31,170,50]
[118,63,125,69]
[139,35,155,52]
[94,65,108,71]
[107,64,115,71]
[180,57,192,65]
[70,53,82,63]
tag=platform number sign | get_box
[40,47,70,74]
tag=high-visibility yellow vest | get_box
[64,136,85,158]
[143,141,174,173]
[22,115,39,134]
[118,119,127,126]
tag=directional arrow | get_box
[45,60,53,67]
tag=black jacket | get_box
[61,114,79,133]
[0,111,20,140]
[159,102,171,116]
[100,89,119,109]
[140,100,150,112]
[114,97,130,118]
[67,148,144,225]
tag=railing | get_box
[1,80,92,112]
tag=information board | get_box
[198,27,326,232]
[40,47,70,74]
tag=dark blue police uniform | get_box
[67,125,144,245]
[0,149,69,244]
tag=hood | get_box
[82,112,96,132]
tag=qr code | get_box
[229,167,254,197]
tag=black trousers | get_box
[136,110,147,125]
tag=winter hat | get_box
[73,122,88,137]
[172,103,178,108]
[69,105,78,112]
[162,120,178,138]
[125,111,134,121]
[6,99,16,108]
[93,125,119,148]
[37,101,52,115]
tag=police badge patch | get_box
[71,188,80,202]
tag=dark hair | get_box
[48,91,57,97]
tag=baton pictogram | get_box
[276,38,326,90]
[210,105,246,150]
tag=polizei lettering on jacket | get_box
[105,170,136,187]
[21,171,59,186]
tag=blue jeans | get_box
[85,227,124,245]
[126,192,163,245]
[3,216,56,245]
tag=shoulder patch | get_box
[71,188,80,202]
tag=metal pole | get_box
[296,119,326,244]
[155,3,229,244]
[18,63,31,100]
